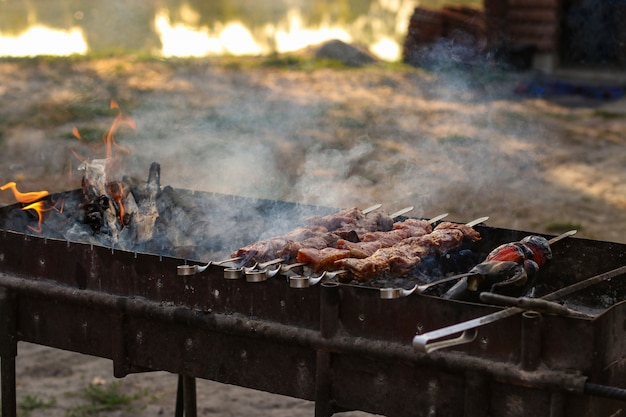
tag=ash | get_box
[0,162,336,263]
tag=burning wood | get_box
[79,158,122,240]
[78,158,161,247]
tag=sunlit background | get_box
[0,0,482,61]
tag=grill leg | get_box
[175,375,197,417]
[315,283,340,417]
[0,288,17,417]
[1,356,17,417]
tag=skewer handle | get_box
[362,204,382,214]
[390,206,414,219]
[465,216,489,227]
[548,229,577,244]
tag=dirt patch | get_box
[1,56,625,415]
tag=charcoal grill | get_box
[0,189,625,417]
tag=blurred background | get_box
[0,0,480,60]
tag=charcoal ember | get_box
[126,162,160,244]
[0,206,32,232]
[81,195,110,233]
[150,185,212,259]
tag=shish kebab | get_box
[232,207,485,281]
[442,229,577,300]
[306,218,486,282]
[179,204,414,276]
[230,205,417,265]
[231,213,488,283]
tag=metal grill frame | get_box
[0,192,625,417]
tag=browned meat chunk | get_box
[296,247,351,272]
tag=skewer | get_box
[362,203,383,214]
[378,216,488,298]
[547,229,577,244]
[380,273,472,299]
[427,212,449,224]
[292,212,451,284]
[245,261,307,282]
[465,216,489,227]
[223,258,286,280]
[390,206,414,219]
[414,263,626,353]
[289,270,348,288]
[442,229,578,298]
[177,257,242,276]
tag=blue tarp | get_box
[515,79,626,100]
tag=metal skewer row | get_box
[176,208,448,286]
[236,205,419,283]
[289,211,450,289]
[176,203,385,277]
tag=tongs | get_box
[413,264,626,354]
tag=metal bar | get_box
[463,371,489,417]
[520,311,542,371]
[1,357,16,417]
[315,282,340,417]
[182,376,197,417]
[414,264,626,353]
[0,272,590,396]
[175,375,184,417]
[0,287,17,417]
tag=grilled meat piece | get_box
[335,222,480,282]
[231,226,327,263]
[336,239,382,258]
[277,232,341,261]
[232,207,396,264]
[335,243,421,282]
[306,207,394,234]
[337,218,432,258]
[296,247,351,272]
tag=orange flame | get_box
[21,201,53,233]
[106,181,126,226]
[0,182,60,233]
[105,99,135,159]
[72,126,82,140]
[0,182,49,203]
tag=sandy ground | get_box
[1,55,626,416]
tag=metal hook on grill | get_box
[380,273,474,299]
[244,258,290,282]
[223,258,286,281]
[177,257,242,276]
[289,270,348,288]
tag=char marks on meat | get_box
[231,208,482,283]
[231,207,394,264]
[334,221,481,282]
[296,247,351,272]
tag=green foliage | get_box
[18,394,57,416]
[545,222,582,234]
[65,381,147,417]
[592,110,624,120]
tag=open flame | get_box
[0,100,137,235]
[0,182,49,203]
[73,100,137,233]
[105,100,135,160]
[0,182,53,233]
